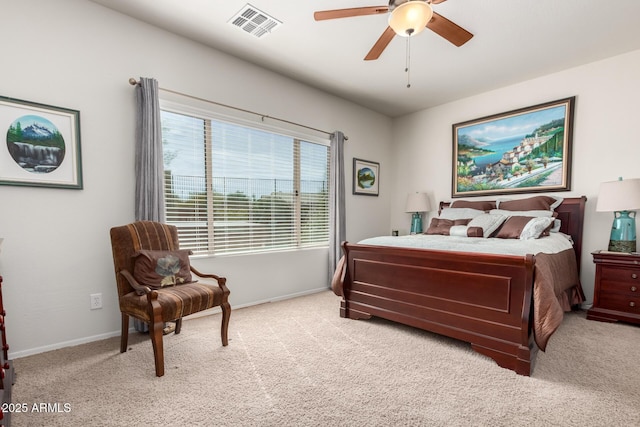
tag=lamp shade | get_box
[388,1,433,37]
[596,178,640,212]
[405,192,431,213]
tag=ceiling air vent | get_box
[229,4,282,38]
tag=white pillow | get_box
[489,209,554,218]
[449,225,470,237]
[467,213,507,238]
[520,217,555,240]
[439,207,485,220]
[549,196,563,210]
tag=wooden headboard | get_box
[439,196,587,272]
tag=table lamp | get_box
[596,177,640,252]
[405,192,431,234]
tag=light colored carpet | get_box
[9,290,640,426]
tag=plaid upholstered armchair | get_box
[110,221,230,377]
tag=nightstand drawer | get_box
[600,280,640,295]
[600,266,640,283]
[598,293,640,314]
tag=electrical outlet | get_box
[90,293,103,310]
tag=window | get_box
[161,106,329,255]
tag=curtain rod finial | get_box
[129,77,138,86]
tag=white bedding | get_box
[358,233,573,256]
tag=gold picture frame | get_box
[452,97,574,197]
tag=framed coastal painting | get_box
[0,95,82,189]
[452,97,574,197]
[353,158,379,196]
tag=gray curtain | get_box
[329,131,346,283]
[135,77,165,222]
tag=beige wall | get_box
[0,0,392,357]
[389,49,640,303]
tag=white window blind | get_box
[161,108,329,255]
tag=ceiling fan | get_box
[314,0,473,60]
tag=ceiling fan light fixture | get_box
[388,1,433,37]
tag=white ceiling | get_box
[89,0,640,117]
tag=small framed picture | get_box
[0,95,83,189]
[353,158,379,196]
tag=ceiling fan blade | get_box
[314,6,388,21]
[427,12,473,47]
[364,26,396,61]
[430,0,448,3]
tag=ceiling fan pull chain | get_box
[405,37,411,88]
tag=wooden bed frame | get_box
[338,196,586,376]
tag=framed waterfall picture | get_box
[0,95,83,189]
[452,96,574,198]
[353,158,379,196]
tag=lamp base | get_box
[410,212,423,235]
[608,240,636,253]
[608,210,637,252]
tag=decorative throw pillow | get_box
[449,200,496,211]
[467,213,507,237]
[465,227,484,237]
[495,216,536,239]
[520,217,555,240]
[449,225,484,237]
[489,209,555,218]
[439,207,485,221]
[425,218,470,235]
[133,249,194,289]
[496,195,563,211]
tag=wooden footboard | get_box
[341,243,537,375]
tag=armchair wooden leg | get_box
[147,291,165,377]
[150,319,165,377]
[120,313,129,353]
[221,302,231,346]
[175,318,183,334]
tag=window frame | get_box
[160,99,331,257]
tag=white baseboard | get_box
[185,286,329,320]
[9,330,122,360]
[10,286,330,360]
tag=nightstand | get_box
[587,250,640,324]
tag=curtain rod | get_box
[128,78,347,140]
